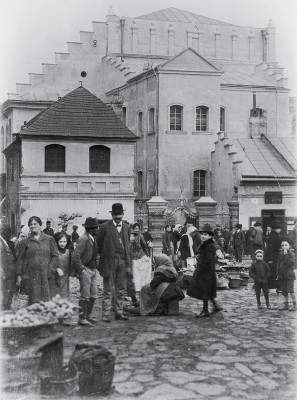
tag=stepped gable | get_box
[136,7,234,26]
[20,86,136,140]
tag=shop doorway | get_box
[261,209,285,234]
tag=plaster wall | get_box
[158,72,220,199]
[221,88,290,138]
[110,17,264,62]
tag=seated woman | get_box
[139,254,184,316]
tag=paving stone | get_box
[187,382,226,396]
[133,333,169,344]
[250,363,277,373]
[114,381,144,395]
[138,383,197,400]
[195,362,226,371]
[207,342,227,350]
[234,363,254,376]
[113,371,132,383]
[161,371,206,384]
[134,374,155,382]
[254,376,279,389]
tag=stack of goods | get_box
[26,294,78,321]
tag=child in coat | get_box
[249,249,271,309]
[276,240,296,311]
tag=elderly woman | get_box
[139,255,184,316]
[16,216,60,305]
[179,226,199,269]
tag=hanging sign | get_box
[264,192,282,204]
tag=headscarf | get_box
[154,254,177,278]
[186,226,197,257]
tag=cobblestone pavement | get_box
[4,280,297,400]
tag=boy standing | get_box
[233,224,245,263]
[276,240,296,311]
[249,249,271,309]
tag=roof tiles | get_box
[21,87,136,140]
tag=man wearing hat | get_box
[233,223,245,263]
[264,220,282,292]
[72,217,99,326]
[97,203,131,322]
[43,221,54,238]
[250,222,264,257]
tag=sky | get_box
[1,0,297,102]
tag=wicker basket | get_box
[40,367,78,396]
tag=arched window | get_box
[45,144,65,172]
[170,105,183,131]
[196,106,208,132]
[89,145,110,173]
[193,170,206,198]
[220,107,226,132]
[137,170,143,198]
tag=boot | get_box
[78,300,93,326]
[131,296,139,307]
[279,301,289,311]
[195,301,210,318]
[86,298,97,323]
[289,302,296,311]
[211,299,223,313]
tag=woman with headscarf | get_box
[179,226,199,269]
[16,216,59,305]
[139,254,184,316]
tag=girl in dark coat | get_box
[187,224,222,317]
[264,221,282,292]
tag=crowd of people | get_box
[1,206,296,323]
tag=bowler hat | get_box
[199,223,214,235]
[110,203,125,214]
[82,217,99,228]
[235,223,242,229]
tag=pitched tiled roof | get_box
[136,7,234,26]
[21,87,137,140]
[231,138,296,178]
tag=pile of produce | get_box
[26,294,78,320]
[1,310,49,328]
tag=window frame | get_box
[89,145,110,174]
[137,111,143,136]
[195,106,209,132]
[122,106,127,125]
[193,169,206,198]
[44,144,66,173]
[220,106,226,132]
[148,107,155,133]
[169,105,183,131]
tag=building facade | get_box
[3,87,137,232]
[1,6,296,233]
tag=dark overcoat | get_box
[264,230,282,288]
[16,232,59,304]
[97,221,131,278]
[187,238,216,301]
[179,234,199,261]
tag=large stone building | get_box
[1,7,296,234]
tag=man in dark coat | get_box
[233,223,245,262]
[72,217,99,326]
[0,224,17,310]
[250,222,264,256]
[162,225,173,257]
[43,221,55,237]
[97,203,131,322]
[187,223,222,318]
[264,220,282,292]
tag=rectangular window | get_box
[170,106,182,131]
[148,108,155,132]
[122,107,127,125]
[220,107,225,131]
[138,112,143,135]
[193,170,206,197]
[196,107,208,132]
